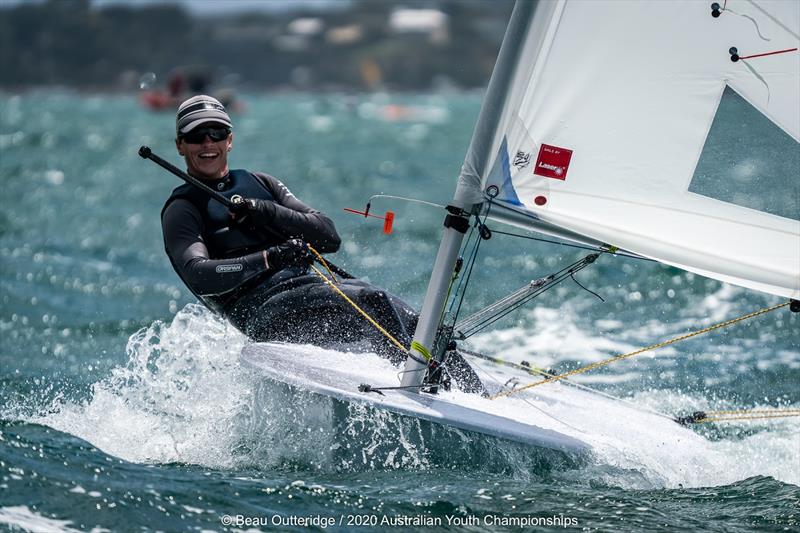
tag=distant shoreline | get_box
[0,86,487,97]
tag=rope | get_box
[699,414,800,423]
[491,301,790,400]
[308,245,339,284]
[705,408,800,416]
[460,348,677,421]
[490,228,654,262]
[696,408,800,423]
[308,263,408,354]
[306,245,430,367]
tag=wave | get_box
[16,304,798,489]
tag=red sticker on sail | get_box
[534,144,572,180]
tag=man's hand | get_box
[265,239,313,271]
[229,197,276,227]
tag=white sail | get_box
[458,0,800,299]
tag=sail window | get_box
[689,85,799,221]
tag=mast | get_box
[401,0,541,389]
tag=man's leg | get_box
[232,276,484,393]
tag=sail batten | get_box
[461,0,799,298]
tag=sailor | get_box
[161,95,483,393]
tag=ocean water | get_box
[0,92,798,532]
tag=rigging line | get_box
[458,348,676,421]
[454,277,554,336]
[451,202,494,324]
[395,366,428,385]
[440,268,461,325]
[367,194,445,210]
[452,228,483,322]
[698,413,800,423]
[679,408,800,424]
[457,271,568,338]
[448,221,478,315]
[429,356,459,391]
[461,252,683,334]
[308,245,339,284]
[704,408,800,417]
[458,255,598,339]
[467,356,585,433]
[545,253,600,280]
[570,272,604,302]
[447,223,477,314]
[459,280,566,338]
[459,284,557,337]
[308,263,429,366]
[490,301,791,400]
[307,246,430,364]
[490,229,655,262]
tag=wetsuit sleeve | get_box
[253,173,341,253]
[162,199,269,296]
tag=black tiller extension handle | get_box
[138,145,235,208]
[138,146,355,279]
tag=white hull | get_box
[240,342,706,457]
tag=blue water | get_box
[1,92,798,531]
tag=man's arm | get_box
[250,172,341,253]
[162,199,269,296]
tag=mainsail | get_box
[402,0,799,385]
[458,0,800,299]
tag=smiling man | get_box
[160,95,483,393]
[173,103,233,180]
[162,94,340,318]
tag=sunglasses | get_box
[180,127,231,144]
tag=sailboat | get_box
[242,0,799,454]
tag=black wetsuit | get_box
[161,170,339,312]
[161,169,483,392]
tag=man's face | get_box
[175,122,233,180]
